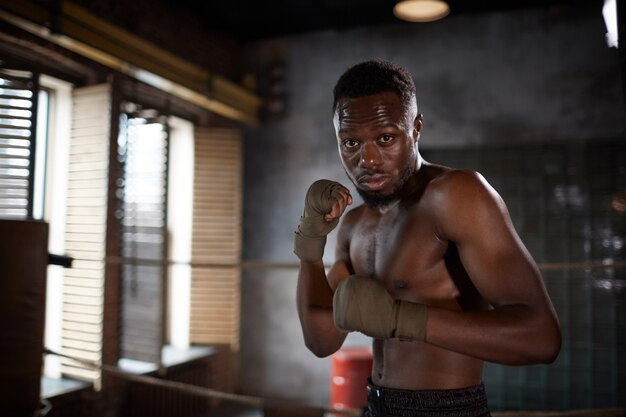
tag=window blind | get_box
[117,110,169,364]
[0,66,38,219]
[61,84,110,382]
[190,128,242,352]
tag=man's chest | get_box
[347,208,451,301]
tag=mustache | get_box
[355,170,388,182]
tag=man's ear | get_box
[413,114,423,141]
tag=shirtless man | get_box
[294,60,561,416]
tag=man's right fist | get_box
[293,180,351,262]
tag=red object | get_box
[329,347,373,416]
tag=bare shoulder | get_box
[423,167,502,208]
[427,166,489,190]
[420,166,509,240]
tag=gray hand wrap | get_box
[333,275,428,341]
[293,180,346,262]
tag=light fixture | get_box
[602,0,618,48]
[393,0,450,23]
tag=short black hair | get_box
[332,59,416,111]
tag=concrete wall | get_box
[239,4,625,408]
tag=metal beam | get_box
[0,0,262,125]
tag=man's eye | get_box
[343,140,359,148]
[379,135,394,143]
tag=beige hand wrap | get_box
[333,275,428,341]
[293,180,347,262]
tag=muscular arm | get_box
[296,256,350,357]
[294,181,353,357]
[425,171,561,365]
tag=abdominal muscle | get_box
[371,338,484,390]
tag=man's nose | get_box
[360,142,382,168]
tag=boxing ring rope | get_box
[104,256,626,271]
[44,348,362,417]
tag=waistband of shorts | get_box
[367,379,490,416]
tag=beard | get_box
[355,166,414,209]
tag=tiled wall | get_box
[422,139,626,410]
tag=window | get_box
[117,107,169,365]
[1,63,243,389]
[40,74,73,379]
[0,66,78,380]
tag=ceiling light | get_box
[602,0,618,48]
[393,0,450,23]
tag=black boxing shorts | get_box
[364,380,491,417]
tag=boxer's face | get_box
[333,91,421,208]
